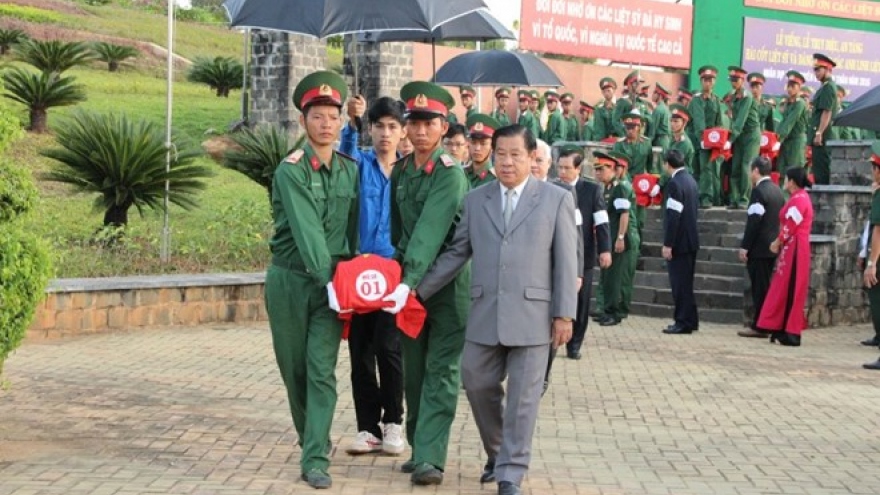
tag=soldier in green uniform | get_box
[385,81,470,486]
[688,65,724,208]
[810,53,839,185]
[463,113,499,188]
[613,71,652,137]
[776,71,809,183]
[650,83,672,153]
[542,89,566,145]
[491,87,512,126]
[613,111,652,238]
[593,77,618,140]
[862,142,880,370]
[579,101,595,142]
[265,71,358,490]
[726,66,761,209]
[677,87,694,106]
[747,73,776,132]
[517,90,541,140]
[593,151,635,327]
[560,92,580,142]
[608,151,640,320]
[669,104,696,175]
[835,86,861,140]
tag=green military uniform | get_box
[491,87,512,126]
[265,71,358,486]
[649,83,672,154]
[836,96,860,140]
[810,53,840,185]
[463,113,499,188]
[776,71,809,182]
[517,90,542,139]
[688,65,724,207]
[393,81,470,478]
[594,152,635,323]
[579,101,595,141]
[613,71,652,137]
[668,104,696,175]
[542,90,566,144]
[728,66,761,209]
[748,73,776,132]
[613,113,653,240]
[560,92,580,141]
[593,77,618,140]
[606,151,639,318]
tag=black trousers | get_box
[544,270,594,387]
[668,252,699,329]
[747,257,775,330]
[348,311,404,438]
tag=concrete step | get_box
[640,242,742,264]
[641,229,743,248]
[634,271,746,293]
[643,205,749,223]
[631,286,743,308]
[628,302,745,325]
[640,258,747,278]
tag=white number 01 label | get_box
[355,270,388,302]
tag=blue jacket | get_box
[339,124,395,258]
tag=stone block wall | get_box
[829,140,873,186]
[249,31,327,134]
[28,275,267,340]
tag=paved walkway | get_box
[1,317,879,495]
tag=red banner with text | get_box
[519,0,693,69]
[745,0,880,23]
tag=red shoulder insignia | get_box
[310,156,321,171]
[424,160,435,175]
[284,149,304,164]
[479,170,488,180]
[439,154,456,168]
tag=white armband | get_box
[613,198,631,210]
[574,209,583,226]
[593,210,609,225]
[747,203,765,216]
[785,206,803,225]
[666,197,684,213]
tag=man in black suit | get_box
[737,157,784,338]
[661,149,700,334]
[556,145,612,358]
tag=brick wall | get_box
[28,275,267,340]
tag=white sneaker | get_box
[381,423,406,456]
[345,431,382,455]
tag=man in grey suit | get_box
[416,125,579,495]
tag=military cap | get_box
[400,81,455,119]
[747,72,766,85]
[517,89,532,101]
[292,70,348,112]
[560,92,574,102]
[654,83,671,98]
[801,85,814,97]
[529,89,541,100]
[669,103,691,122]
[592,150,619,168]
[495,86,511,98]
[623,70,643,86]
[620,110,646,126]
[607,150,630,169]
[544,89,560,102]
[813,53,836,69]
[677,86,694,101]
[579,100,595,111]
[465,113,501,139]
[698,65,718,79]
[559,144,584,158]
[460,85,476,97]
[836,85,849,97]
[786,70,805,85]
[599,77,618,90]
[727,66,748,80]
[639,85,650,96]
[871,141,880,166]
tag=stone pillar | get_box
[829,140,874,186]
[250,31,327,135]
[344,37,414,102]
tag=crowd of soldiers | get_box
[445,53,875,210]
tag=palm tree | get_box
[0,29,28,56]
[14,39,94,77]
[91,42,139,72]
[222,126,302,199]
[41,111,213,229]
[2,67,86,132]
[187,56,243,97]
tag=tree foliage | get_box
[187,56,243,97]
[222,126,302,199]
[91,42,140,72]
[1,67,87,132]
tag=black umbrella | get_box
[835,85,880,131]
[227,0,487,38]
[357,9,515,71]
[433,50,563,87]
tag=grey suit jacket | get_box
[417,176,579,347]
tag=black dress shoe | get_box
[598,315,620,326]
[863,358,880,370]
[498,481,522,495]
[411,463,443,485]
[861,336,880,347]
[589,310,603,318]
[776,332,801,347]
[664,323,676,331]
[301,469,332,489]
[663,324,694,335]
[566,350,582,360]
[480,459,495,484]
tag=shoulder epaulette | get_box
[335,149,355,163]
[284,149,304,164]
[439,154,456,168]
